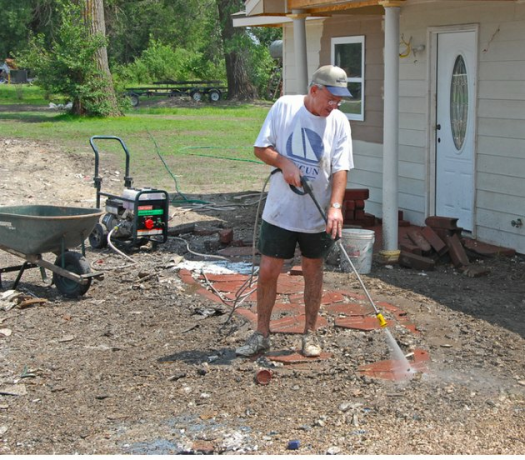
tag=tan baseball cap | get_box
[311,65,351,97]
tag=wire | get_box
[107,227,137,264]
[171,236,229,261]
[221,170,273,327]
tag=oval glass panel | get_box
[450,55,468,151]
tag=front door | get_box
[435,29,477,231]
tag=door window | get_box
[450,55,468,151]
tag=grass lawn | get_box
[0,85,273,194]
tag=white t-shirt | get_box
[255,95,353,233]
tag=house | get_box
[233,0,525,255]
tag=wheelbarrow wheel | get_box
[89,222,108,249]
[53,252,92,298]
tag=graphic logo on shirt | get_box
[286,123,323,179]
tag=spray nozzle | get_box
[376,313,388,328]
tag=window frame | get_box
[331,35,365,122]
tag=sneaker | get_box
[235,332,270,357]
[301,331,322,357]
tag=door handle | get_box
[436,124,441,130]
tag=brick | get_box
[354,209,365,220]
[362,214,377,226]
[459,265,491,278]
[445,233,469,267]
[344,188,369,201]
[217,246,257,257]
[431,227,453,242]
[421,226,447,255]
[344,200,356,211]
[167,222,195,236]
[425,216,459,230]
[407,229,432,254]
[355,199,365,210]
[289,265,303,275]
[335,316,383,331]
[399,251,435,271]
[194,225,219,236]
[400,242,422,255]
[219,228,233,245]
[343,211,355,222]
[462,238,516,258]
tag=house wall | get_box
[399,1,525,253]
[281,1,525,253]
[283,20,325,95]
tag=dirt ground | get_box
[0,134,524,455]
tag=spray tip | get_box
[376,313,388,328]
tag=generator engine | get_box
[88,136,170,250]
[90,188,169,249]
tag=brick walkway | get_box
[178,267,430,381]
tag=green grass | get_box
[0,87,272,195]
[0,84,51,105]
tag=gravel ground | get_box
[0,136,524,455]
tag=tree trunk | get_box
[84,0,122,116]
[215,0,256,101]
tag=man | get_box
[236,65,354,358]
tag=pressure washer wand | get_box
[295,176,387,328]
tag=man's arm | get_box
[254,146,302,188]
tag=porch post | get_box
[379,1,402,257]
[288,10,309,94]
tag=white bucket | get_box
[339,229,375,274]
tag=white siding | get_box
[399,1,525,253]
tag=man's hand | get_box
[280,159,302,188]
[326,206,344,240]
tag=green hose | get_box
[147,133,258,206]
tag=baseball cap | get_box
[311,65,352,97]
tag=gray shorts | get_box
[257,220,335,260]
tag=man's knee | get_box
[258,256,284,284]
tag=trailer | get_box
[125,80,227,106]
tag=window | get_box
[450,54,468,151]
[332,36,365,121]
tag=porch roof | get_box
[244,0,516,18]
[244,0,398,17]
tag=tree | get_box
[83,0,121,116]
[18,0,122,116]
[215,0,256,100]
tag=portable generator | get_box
[88,135,169,250]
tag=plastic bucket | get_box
[340,229,375,274]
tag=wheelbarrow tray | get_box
[0,205,103,255]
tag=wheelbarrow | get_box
[0,205,103,298]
